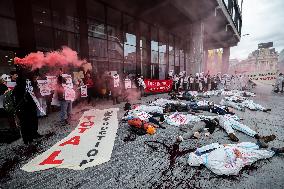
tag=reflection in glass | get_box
[108,41,123,60]
[88,19,106,39]
[124,44,136,63]
[88,37,107,57]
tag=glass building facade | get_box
[0,0,190,79]
[0,0,242,77]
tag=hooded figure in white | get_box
[187,142,275,175]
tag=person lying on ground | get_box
[216,114,276,142]
[123,109,166,129]
[180,118,219,139]
[187,141,284,175]
[190,101,235,115]
[127,118,157,135]
[222,97,271,112]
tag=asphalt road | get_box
[1,84,284,189]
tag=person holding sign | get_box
[56,76,72,125]
[13,77,41,144]
[83,71,95,104]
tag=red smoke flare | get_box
[14,46,87,70]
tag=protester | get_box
[83,71,95,104]
[56,76,72,125]
[10,71,18,82]
[13,77,41,144]
[31,73,47,117]
[137,74,146,99]
[110,73,121,105]
[187,142,284,175]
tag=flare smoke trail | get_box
[14,46,87,70]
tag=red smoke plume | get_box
[14,46,87,70]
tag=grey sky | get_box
[230,0,284,60]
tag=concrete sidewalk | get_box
[1,85,284,189]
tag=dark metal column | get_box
[76,0,89,59]
[13,0,36,57]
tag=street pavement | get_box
[1,84,284,189]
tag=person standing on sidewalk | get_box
[56,76,72,125]
[84,71,95,104]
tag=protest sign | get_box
[21,108,119,172]
[247,70,277,85]
[124,78,131,89]
[46,76,57,90]
[64,87,76,101]
[37,80,51,96]
[6,82,16,90]
[81,85,88,98]
[144,79,173,93]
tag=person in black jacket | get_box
[13,77,40,144]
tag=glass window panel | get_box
[169,54,174,66]
[151,51,158,63]
[107,7,121,27]
[108,41,123,60]
[123,15,135,35]
[0,17,18,46]
[88,37,107,57]
[174,66,180,74]
[140,48,147,62]
[169,35,174,55]
[159,64,166,80]
[151,64,159,79]
[125,33,136,46]
[0,0,15,18]
[142,63,148,78]
[88,19,106,39]
[175,55,179,66]
[159,53,167,65]
[32,1,52,27]
[124,62,136,74]
[54,30,80,51]
[151,41,158,52]
[109,59,122,73]
[86,0,105,22]
[124,44,136,63]
[51,0,77,32]
[35,25,53,50]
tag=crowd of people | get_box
[170,72,254,93]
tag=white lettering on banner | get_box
[64,87,76,101]
[81,85,88,98]
[21,108,119,172]
[248,70,277,85]
[37,80,51,96]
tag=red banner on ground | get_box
[144,79,173,93]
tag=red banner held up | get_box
[144,79,173,93]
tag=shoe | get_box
[228,133,239,142]
[261,134,276,143]
[257,139,268,148]
[271,147,284,154]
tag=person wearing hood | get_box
[187,141,284,175]
[13,77,41,144]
